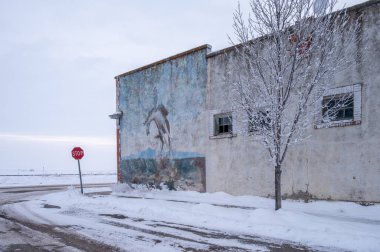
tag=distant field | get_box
[0,173,117,187]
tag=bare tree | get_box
[228,0,361,210]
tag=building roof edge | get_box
[115,44,212,79]
[206,0,380,59]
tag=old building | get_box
[111,0,380,202]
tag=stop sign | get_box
[71,147,84,160]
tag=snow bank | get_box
[12,186,380,251]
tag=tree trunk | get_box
[275,164,282,210]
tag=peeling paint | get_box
[117,46,209,191]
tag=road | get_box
[0,185,321,252]
[0,184,119,252]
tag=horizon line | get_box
[0,133,115,146]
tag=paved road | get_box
[0,184,119,252]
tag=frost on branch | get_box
[227,0,361,209]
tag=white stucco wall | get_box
[204,1,380,202]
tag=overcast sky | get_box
[0,0,365,175]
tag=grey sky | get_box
[0,0,365,174]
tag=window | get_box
[214,114,232,135]
[315,84,361,129]
[322,94,354,122]
[249,110,271,133]
[209,110,236,139]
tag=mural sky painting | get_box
[0,0,364,174]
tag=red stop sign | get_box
[72,147,84,160]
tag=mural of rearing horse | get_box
[143,104,171,153]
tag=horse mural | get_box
[143,104,171,153]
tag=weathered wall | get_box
[116,45,210,191]
[114,1,380,202]
[204,1,380,202]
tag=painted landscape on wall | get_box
[117,47,209,191]
[120,148,206,191]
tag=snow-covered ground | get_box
[6,185,380,252]
[0,174,116,187]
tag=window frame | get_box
[214,113,233,136]
[315,83,362,129]
[209,110,237,140]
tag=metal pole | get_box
[78,160,83,194]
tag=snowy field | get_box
[6,185,380,252]
[0,174,116,187]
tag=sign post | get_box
[71,147,84,194]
